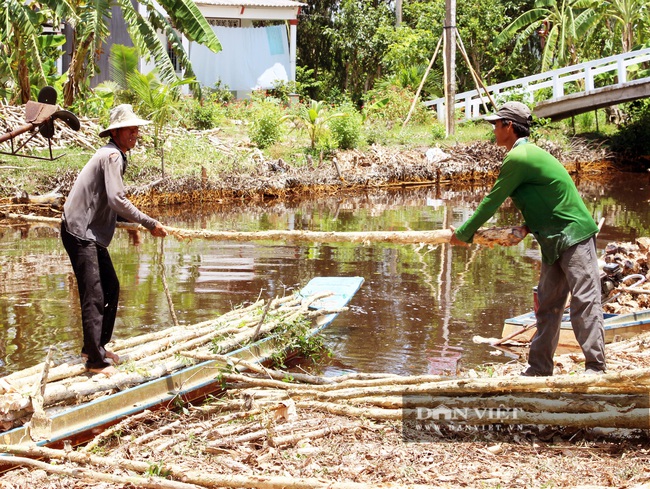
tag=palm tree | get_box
[127,70,192,148]
[599,0,649,52]
[101,43,189,151]
[292,100,344,149]
[41,0,221,106]
[495,0,601,71]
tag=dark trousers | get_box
[61,222,119,369]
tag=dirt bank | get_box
[128,138,617,207]
[0,102,621,209]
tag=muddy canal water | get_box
[1,174,648,377]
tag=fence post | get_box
[617,57,627,84]
[552,74,563,98]
[585,63,594,92]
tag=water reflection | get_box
[0,174,648,376]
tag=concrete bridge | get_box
[425,47,650,122]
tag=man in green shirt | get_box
[450,101,606,376]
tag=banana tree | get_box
[40,0,221,107]
[599,0,649,52]
[0,0,52,104]
[495,0,601,71]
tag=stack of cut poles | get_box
[0,291,342,432]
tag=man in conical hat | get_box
[61,104,167,376]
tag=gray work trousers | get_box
[528,236,606,375]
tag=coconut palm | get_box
[495,0,601,71]
[292,100,345,149]
[127,69,192,148]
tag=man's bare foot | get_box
[86,365,118,377]
[82,351,120,363]
[105,351,120,363]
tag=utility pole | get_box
[395,0,402,27]
[444,0,456,136]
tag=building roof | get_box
[196,0,306,7]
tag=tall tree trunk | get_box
[16,55,31,105]
[622,24,632,52]
[63,34,94,107]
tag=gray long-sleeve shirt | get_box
[63,141,158,247]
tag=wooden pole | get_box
[403,34,443,128]
[0,214,530,248]
[454,30,496,111]
[444,0,456,136]
[159,239,179,327]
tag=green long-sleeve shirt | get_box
[454,140,598,264]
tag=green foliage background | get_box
[1,0,650,163]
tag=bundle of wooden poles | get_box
[0,290,343,431]
[0,359,649,489]
[210,361,650,432]
[0,104,99,152]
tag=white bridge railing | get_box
[425,47,650,122]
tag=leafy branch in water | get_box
[268,315,329,369]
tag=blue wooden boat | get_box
[501,309,650,347]
[0,276,364,448]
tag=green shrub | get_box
[363,123,390,145]
[288,100,345,149]
[575,111,596,133]
[70,80,115,119]
[248,98,286,149]
[430,122,446,141]
[264,80,299,105]
[185,96,225,130]
[315,130,337,156]
[208,81,235,104]
[329,103,364,149]
[192,103,218,129]
[223,99,252,121]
